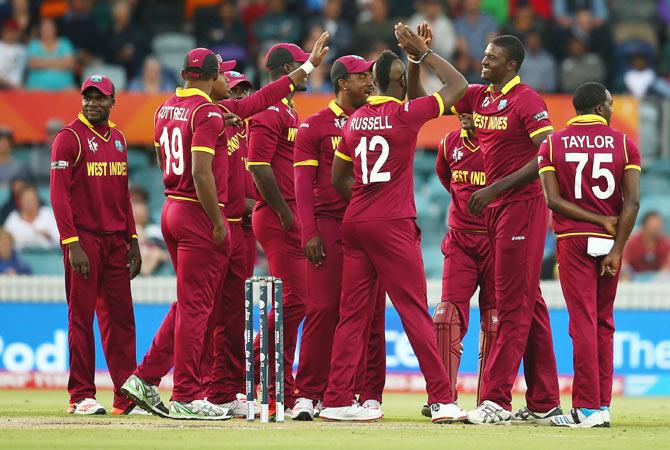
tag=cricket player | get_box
[537,83,640,428]
[320,23,468,423]
[292,55,387,420]
[449,35,562,425]
[122,48,234,420]
[203,35,330,415]
[247,42,325,415]
[50,75,142,415]
[405,23,497,415]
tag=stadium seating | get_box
[18,248,64,275]
[82,64,128,92]
[152,32,197,80]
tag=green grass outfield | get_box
[1,390,669,450]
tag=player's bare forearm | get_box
[332,157,353,200]
[192,152,225,230]
[407,62,426,100]
[612,169,641,255]
[540,171,611,228]
[288,31,329,85]
[531,129,553,148]
[250,165,292,218]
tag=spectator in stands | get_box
[201,1,249,67]
[309,0,352,60]
[129,186,168,276]
[554,0,608,28]
[0,227,31,275]
[556,8,612,62]
[10,0,33,37]
[254,0,302,51]
[624,211,670,276]
[105,0,146,79]
[454,0,498,74]
[353,0,398,54]
[58,0,103,67]
[501,2,545,42]
[27,119,62,183]
[25,17,76,91]
[519,30,557,92]
[128,55,175,93]
[0,19,26,89]
[624,52,657,98]
[609,0,658,49]
[559,35,605,93]
[4,184,59,250]
[0,127,29,189]
[0,173,32,223]
[408,0,456,60]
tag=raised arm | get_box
[406,22,432,100]
[395,22,467,109]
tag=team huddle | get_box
[50,21,640,428]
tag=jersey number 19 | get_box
[160,126,184,176]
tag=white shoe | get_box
[213,398,247,417]
[168,399,233,420]
[430,403,467,424]
[601,407,611,427]
[362,399,383,417]
[320,403,383,422]
[68,398,106,415]
[466,400,512,425]
[313,400,324,418]
[121,374,169,417]
[511,405,563,425]
[550,408,604,428]
[292,397,315,421]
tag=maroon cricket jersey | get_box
[247,98,300,203]
[538,114,641,239]
[452,76,554,207]
[154,88,225,205]
[436,129,487,232]
[50,113,137,244]
[336,94,445,222]
[294,100,352,237]
[217,75,294,219]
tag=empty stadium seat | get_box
[82,64,128,91]
[19,248,64,275]
[127,148,150,170]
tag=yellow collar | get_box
[486,75,521,95]
[176,87,212,102]
[281,97,295,108]
[566,114,608,126]
[460,129,479,152]
[460,128,468,138]
[78,112,115,142]
[328,100,346,117]
[367,95,402,105]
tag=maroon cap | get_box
[330,55,375,83]
[182,47,219,78]
[218,57,236,73]
[265,43,309,70]
[224,71,253,89]
[81,74,115,96]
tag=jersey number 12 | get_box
[354,135,390,184]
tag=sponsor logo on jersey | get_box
[300,123,309,128]
[87,137,98,152]
[268,106,280,112]
[207,111,222,118]
[533,111,549,121]
[498,99,507,110]
[452,147,464,162]
[114,139,124,152]
[482,97,491,108]
[512,235,526,241]
[50,160,69,170]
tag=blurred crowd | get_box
[1,0,670,98]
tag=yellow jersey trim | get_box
[367,95,402,105]
[227,217,242,222]
[538,166,555,174]
[557,232,613,239]
[625,164,641,171]
[529,125,554,138]
[566,114,607,126]
[154,141,160,147]
[328,100,346,117]
[281,97,295,108]
[335,150,352,161]
[450,105,458,115]
[432,93,445,116]
[548,135,553,162]
[131,234,138,239]
[294,160,319,167]
[623,134,629,164]
[486,75,521,94]
[247,161,271,166]
[62,236,79,245]
[77,113,113,142]
[175,87,212,102]
[192,146,215,155]
[168,195,224,208]
[62,128,82,166]
[289,83,295,92]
